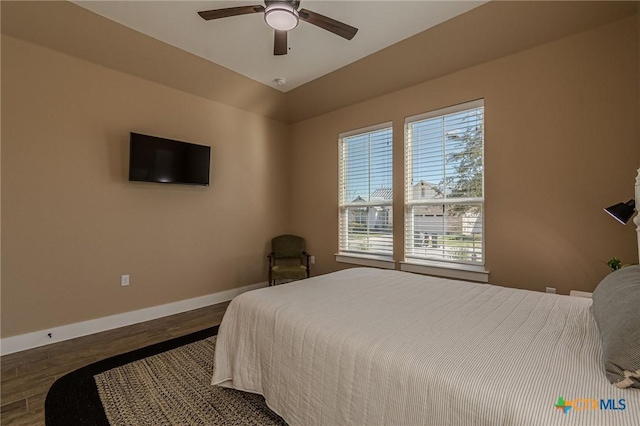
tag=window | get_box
[338,123,393,260]
[404,100,484,268]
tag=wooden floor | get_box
[1,302,229,425]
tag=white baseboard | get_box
[0,281,267,356]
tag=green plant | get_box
[606,257,627,272]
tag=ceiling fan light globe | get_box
[264,4,299,31]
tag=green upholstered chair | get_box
[268,235,311,286]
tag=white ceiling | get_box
[73,1,486,92]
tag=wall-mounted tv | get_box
[129,133,211,186]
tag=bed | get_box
[212,171,640,425]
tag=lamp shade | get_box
[264,4,299,31]
[604,199,636,224]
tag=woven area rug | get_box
[45,326,286,425]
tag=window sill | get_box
[335,253,396,270]
[400,260,489,283]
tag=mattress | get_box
[212,267,640,425]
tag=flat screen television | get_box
[129,133,211,186]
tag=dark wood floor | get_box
[1,302,229,425]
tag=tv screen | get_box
[129,133,211,186]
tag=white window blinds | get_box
[339,123,393,257]
[405,100,484,265]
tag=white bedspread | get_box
[212,268,640,425]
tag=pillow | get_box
[592,265,640,389]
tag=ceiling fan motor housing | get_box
[264,0,300,9]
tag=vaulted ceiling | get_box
[73,1,487,92]
[2,1,636,123]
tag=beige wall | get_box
[1,1,288,123]
[2,3,639,339]
[290,15,640,295]
[1,36,291,337]
[286,1,638,123]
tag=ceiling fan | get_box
[197,1,358,56]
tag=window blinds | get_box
[339,124,393,257]
[405,100,484,265]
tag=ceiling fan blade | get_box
[298,8,358,40]
[198,5,264,21]
[274,30,288,55]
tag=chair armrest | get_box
[302,251,311,258]
[267,252,275,259]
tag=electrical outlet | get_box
[121,274,130,286]
[545,287,556,294]
[310,256,316,264]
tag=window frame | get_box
[402,100,488,282]
[336,122,395,269]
